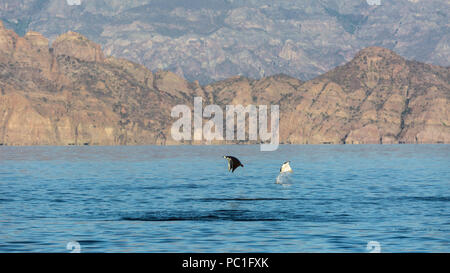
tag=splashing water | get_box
[276,171,292,185]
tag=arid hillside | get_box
[0,22,448,145]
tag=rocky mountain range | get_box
[0,0,448,84]
[0,22,448,145]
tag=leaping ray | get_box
[223,156,244,173]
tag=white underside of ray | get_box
[225,158,232,171]
[280,162,293,173]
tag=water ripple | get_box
[120,210,284,222]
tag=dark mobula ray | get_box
[223,156,244,173]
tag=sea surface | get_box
[0,145,449,253]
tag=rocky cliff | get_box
[278,47,450,144]
[0,23,448,145]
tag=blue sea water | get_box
[0,145,449,253]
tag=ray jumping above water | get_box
[223,156,244,173]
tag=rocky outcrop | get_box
[52,31,105,63]
[0,20,17,54]
[0,23,173,146]
[276,47,450,144]
[0,24,448,146]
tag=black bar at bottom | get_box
[0,253,446,272]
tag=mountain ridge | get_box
[0,0,448,84]
[0,23,448,146]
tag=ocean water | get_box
[0,145,449,253]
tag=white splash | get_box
[276,171,292,185]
